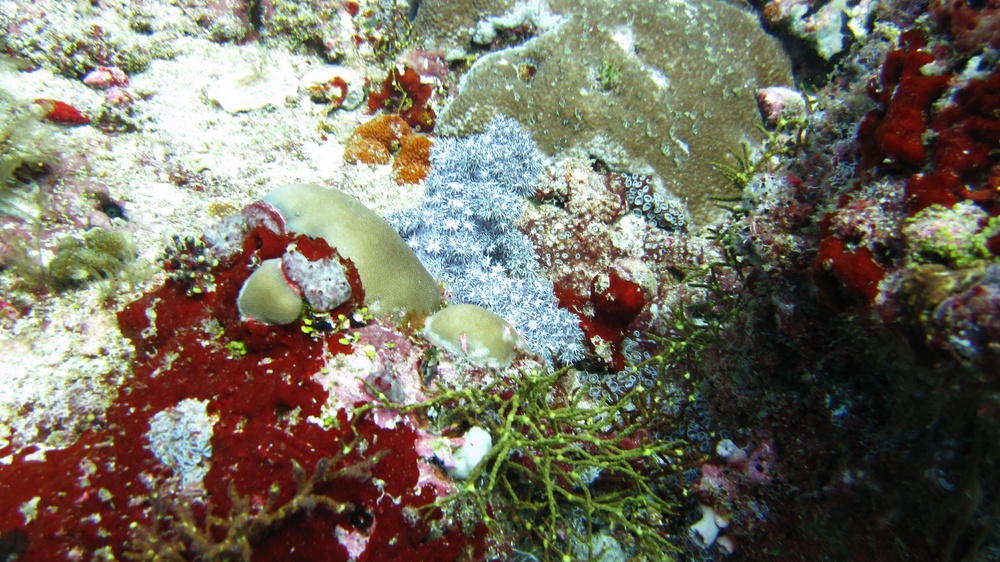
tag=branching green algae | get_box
[364,369,685,560]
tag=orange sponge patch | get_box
[345,115,433,183]
[353,114,411,147]
[393,134,433,184]
[345,136,391,165]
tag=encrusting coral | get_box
[431,0,793,225]
[47,227,140,291]
[345,114,434,184]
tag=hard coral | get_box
[344,114,411,166]
[424,304,525,368]
[904,262,1000,374]
[344,135,391,165]
[1,2,152,78]
[903,202,1000,267]
[261,184,441,317]
[259,0,357,61]
[0,216,482,561]
[345,123,434,186]
[47,228,139,291]
[350,113,412,147]
[436,0,793,225]
[410,0,517,59]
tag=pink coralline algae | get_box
[691,438,779,551]
[924,263,1000,375]
[82,66,129,89]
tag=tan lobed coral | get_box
[411,0,518,59]
[422,0,793,225]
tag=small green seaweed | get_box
[710,119,808,201]
[597,59,622,93]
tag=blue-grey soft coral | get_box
[390,117,585,364]
[145,398,214,489]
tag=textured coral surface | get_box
[432,0,793,225]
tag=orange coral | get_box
[393,134,433,184]
[344,114,412,165]
[345,115,433,184]
[354,114,411,147]
[344,136,391,165]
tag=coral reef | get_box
[392,132,433,184]
[435,0,793,224]
[0,84,57,218]
[930,0,1000,52]
[0,209,482,561]
[759,0,879,61]
[369,368,684,560]
[410,0,518,59]
[261,183,440,317]
[367,65,437,131]
[258,0,357,61]
[0,1,153,77]
[160,234,220,296]
[423,303,525,368]
[144,398,215,490]
[3,0,1000,560]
